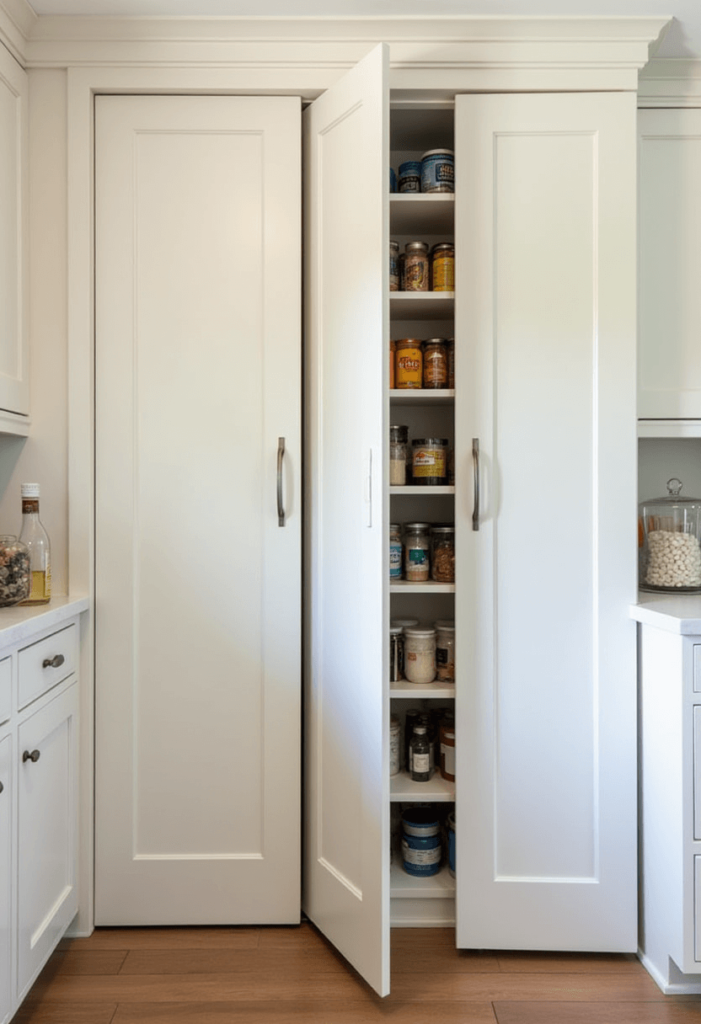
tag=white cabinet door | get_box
[95,96,301,925]
[17,683,78,999]
[0,44,28,421]
[304,44,390,997]
[0,733,11,1024]
[455,92,638,951]
[639,109,701,420]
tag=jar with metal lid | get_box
[395,339,423,389]
[412,438,448,486]
[404,626,436,683]
[431,243,454,292]
[389,523,403,581]
[390,625,404,681]
[447,338,455,389]
[404,242,429,292]
[435,619,455,681]
[640,478,701,592]
[421,148,454,193]
[389,425,408,486]
[389,715,401,775]
[389,240,399,292]
[439,721,455,781]
[398,160,422,193]
[431,525,455,582]
[403,522,430,581]
[422,339,448,389]
[404,708,421,771]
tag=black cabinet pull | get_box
[42,654,65,669]
[22,749,40,763]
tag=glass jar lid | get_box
[404,522,430,532]
[430,525,455,534]
[405,627,436,637]
[412,438,449,447]
[391,618,419,629]
[389,425,408,443]
[389,624,403,635]
[406,241,429,253]
[640,478,701,509]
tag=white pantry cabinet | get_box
[639,109,701,424]
[0,602,84,1024]
[304,47,638,996]
[0,42,29,431]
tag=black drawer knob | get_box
[22,749,40,763]
[42,654,65,670]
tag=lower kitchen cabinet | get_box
[0,733,11,1024]
[0,602,84,1022]
[17,681,78,1000]
[635,600,701,994]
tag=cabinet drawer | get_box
[0,657,10,725]
[18,625,76,710]
[694,646,701,693]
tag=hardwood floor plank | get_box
[119,947,349,976]
[391,928,457,948]
[22,967,667,1004]
[492,1000,701,1023]
[11,1001,118,1024]
[58,928,261,951]
[111,999,498,1023]
[392,948,501,974]
[496,952,642,974]
[257,925,336,950]
[57,951,129,976]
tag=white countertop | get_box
[0,595,89,647]
[631,592,701,634]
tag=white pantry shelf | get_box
[390,770,455,802]
[390,861,456,899]
[390,681,455,699]
[389,389,454,406]
[390,193,455,234]
[390,581,455,594]
[390,485,454,496]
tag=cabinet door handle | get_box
[0,781,4,793]
[42,654,64,669]
[277,437,286,527]
[472,438,480,532]
[22,749,40,763]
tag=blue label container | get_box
[390,167,397,193]
[421,149,454,193]
[401,806,440,837]
[398,160,422,193]
[402,833,441,877]
[447,811,456,877]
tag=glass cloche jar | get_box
[639,479,701,593]
[0,535,31,606]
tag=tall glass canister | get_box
[639,478,701,592]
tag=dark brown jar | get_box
[422,339,448,389]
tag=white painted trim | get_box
[639,58,701,107]
[638,420,701,438]
[0,0,32,64]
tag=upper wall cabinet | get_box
[0,43,29,430]
[639,109,701,423]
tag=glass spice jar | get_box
[389,240,400,292]
[431,525,455,582]
[395,339,423,389]
[389,425,408,486]
[422,339,448,389]
[404,242,430,292]
[389,523,403,581]
[389,626,404,682]
[435,619,455,682]
[404,522,430,581]
[431,242,454,291]
[404,627,437,684]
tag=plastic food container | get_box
[639,478,701,592]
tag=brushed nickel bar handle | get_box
[472,438,480,532]
[277,437,286,527]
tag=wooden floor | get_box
[12,924,701,1024]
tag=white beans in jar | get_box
[404,627,436,684]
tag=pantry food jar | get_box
[0,535,30,606]
[435,619,455,681]
[389,425,408,486]
[398,160,421,193]
[389,715,401,775]
[431,243,455,292]
[430,525,455,582]
[389,625,404,681]
[404,242,430,292]
[389,523,403,581]
[404,522,430,582]
[412,438,448,485]
[422,339,448,389]
[395,339,423,389]
[421,148,454,193]
[404,626,436,683]
[389,241,399,292]
[639,478,701,592]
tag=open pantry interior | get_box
[388,105,457,927]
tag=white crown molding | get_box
[0,0,34,63]
[639,57,701,106]
[20,14,668,86]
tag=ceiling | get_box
[20,0,692,58]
